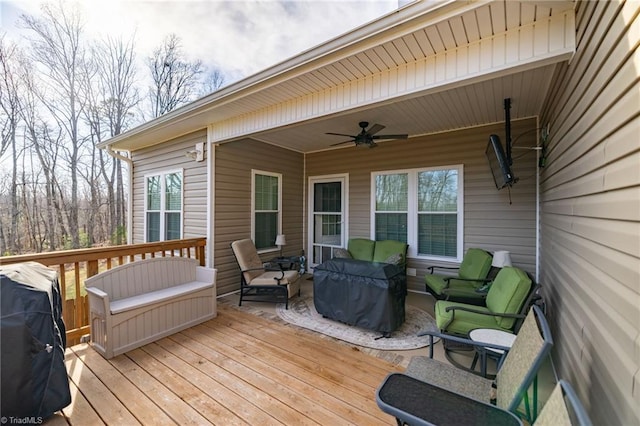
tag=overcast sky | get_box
[1,0,399,84]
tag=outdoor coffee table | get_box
[376,373,522,426]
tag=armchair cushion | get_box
[459,248,493,280]
[486,267,532,329]
[231,238,266,282]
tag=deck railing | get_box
[0,238,207,346]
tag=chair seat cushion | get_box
[435,301,506,335]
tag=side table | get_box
[269,256,300,271]
[469,328,516,378]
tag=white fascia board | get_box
[97,0,481,151]
[210,10,576,142]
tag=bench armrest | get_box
[196,266,217,284]
[86,286,108,299]
[86,286,110,317]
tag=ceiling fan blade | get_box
[371,134,409,140]
[366,124,385,135]
[330,140,355,146]
[326,132,355,138]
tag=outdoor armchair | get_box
[377,305,553,425]
[435,266,538,336]
[230,239,300,309]
[425,248,493,304]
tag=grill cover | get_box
[313,258,407,334]
[1,262,71,418]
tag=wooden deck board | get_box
[49,304,401,425]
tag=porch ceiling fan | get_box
[326,121,408,148]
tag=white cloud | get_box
[2,0,398,84]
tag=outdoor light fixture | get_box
[275,234,287,257]
[185,142,204,162]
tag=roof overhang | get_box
[101,0,575,153]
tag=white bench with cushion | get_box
[86,257,217,359]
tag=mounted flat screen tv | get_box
[486,134,516,189]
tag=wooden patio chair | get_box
[230,239,300,309]
[376,305,552,425]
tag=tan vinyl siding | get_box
[131,130,208,244]
[539,1,640,424]
[306,118,539,292]
[214,139,304,296]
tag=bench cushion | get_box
[110,280,212,315]
[347,238,376,261]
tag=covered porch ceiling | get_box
[101,0,576,154]
[251,64,559,153]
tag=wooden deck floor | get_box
[47,304,403,425]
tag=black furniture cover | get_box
[1,261,71,419]
[313,258,407,334]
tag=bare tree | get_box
[21,2,91,249]
[0,35,26,254]
[148,34,203,117]
[92,35,138,244]
[17,43,70,252]
[199,68,225,96]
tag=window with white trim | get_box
[252,170,282,251]
[372,165,463,260]
[145,170,183,242]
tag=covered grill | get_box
[1,261,71,418]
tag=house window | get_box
[372,166,463,260]
[145,171,183,242]
[374,173,408,243]
[252,170,282,251]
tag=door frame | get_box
[307,173,349,269]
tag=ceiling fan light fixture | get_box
[326,121,408,148]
